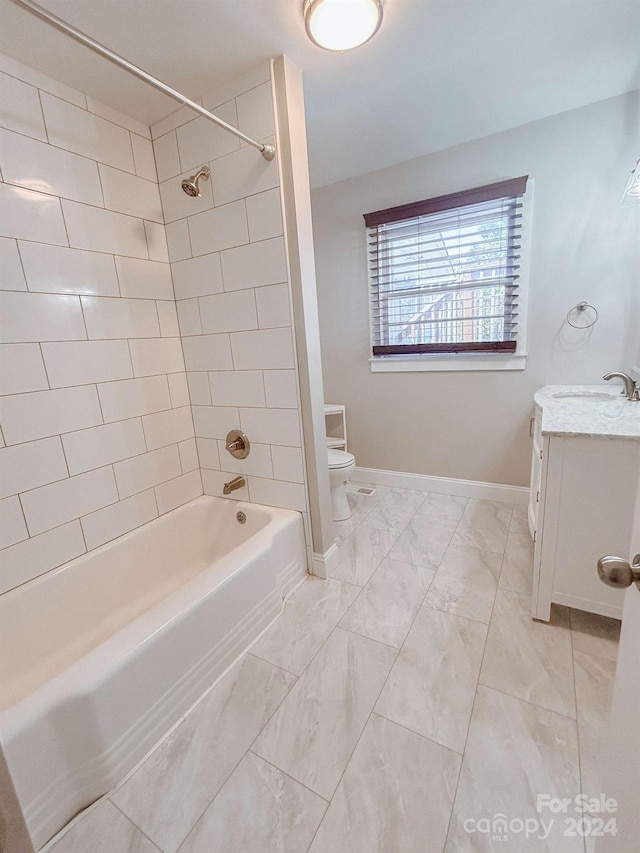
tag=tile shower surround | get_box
[152,70,307,521]
[0,54,308,596]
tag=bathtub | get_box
[0,495,307,850]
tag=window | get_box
[364,177,530,371]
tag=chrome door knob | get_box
[597,554,640,589]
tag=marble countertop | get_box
[534,385,640,440]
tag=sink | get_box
[551,390,617,401]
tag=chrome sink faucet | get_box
[603,372,640,401]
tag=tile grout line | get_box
[405,500,478,851]
[149,75,269,144]
[339,536,444,647]
[108,800,166,853]
[13,238,30,294]
[332,491,421,583]
[102,637,301,849]
[247,749,331,805]
[160,656,302,853]
[570,644,620,664]
[570,616,588,839]
[440,501,513,851]
[36,100,155,178]
[305,494,464,851]
[1,287,177,304]
[371,709,465,757]
[245,529,412,801]
[0,66,88,114]
[35,88,49,145]
[302,632,400,851]
[420,599,493,627]
[246,651,299,680]
[338,623,402,653]
[475,682,581,725]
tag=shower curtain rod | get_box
[9,0,276,160]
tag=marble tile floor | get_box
[48,484,621,853]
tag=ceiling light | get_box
[304,0,384,51]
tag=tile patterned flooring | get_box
[49,485,621,853]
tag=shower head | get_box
[181,165,210,197]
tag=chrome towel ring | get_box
[566,302,599,329]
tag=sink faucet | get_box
[603,372,640,401]
[223,475,246,495]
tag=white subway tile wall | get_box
[0,236,27,290]
[18,242,120,296]
[0,55,310,597]
[151,66,308,529]
[144,220,170,263]
[0,55,200,595]
[176,100,239,174]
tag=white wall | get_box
[0,54,200,597]
[312,92,640,487]
[151,63,310,528]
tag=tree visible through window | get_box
[364,177,528,357]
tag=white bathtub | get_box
[0,495,306,850]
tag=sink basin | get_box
[551,391,617,401]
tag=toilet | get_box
[328,448,356,521]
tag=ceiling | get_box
[1,0,638,187]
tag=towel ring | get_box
[566,302,599,329]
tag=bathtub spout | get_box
[223,476,246,495]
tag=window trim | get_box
[363,176,528,228]
[366,178,534,373]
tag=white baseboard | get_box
[311,543,339,579]
[353,466,529,505]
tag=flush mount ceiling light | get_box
[304,0,384,51]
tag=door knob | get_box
[597,554,640,590]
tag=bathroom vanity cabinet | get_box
[529,386,640,622]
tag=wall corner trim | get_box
[353,466,529,504]
[311,543,339,579]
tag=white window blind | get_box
[364,177,528,356]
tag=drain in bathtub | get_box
[236,511,247,524]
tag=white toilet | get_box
[328,448,356,521]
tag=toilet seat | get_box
[328,449,355,470]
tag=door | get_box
[595,469,640,852]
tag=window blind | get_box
[364,177,528,356]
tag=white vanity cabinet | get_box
[530,386,640,622]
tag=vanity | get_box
[529,385,640,621]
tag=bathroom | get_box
[0,0,639,851]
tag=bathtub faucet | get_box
[223,476,246,495]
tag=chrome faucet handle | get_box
[602,372,639,401]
